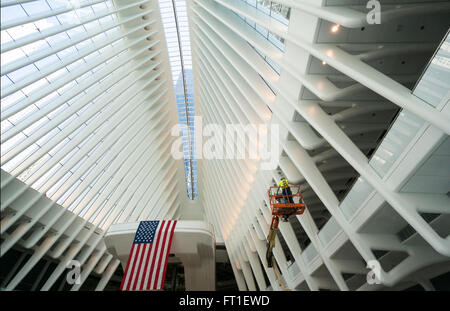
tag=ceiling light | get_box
[331,24,340,33]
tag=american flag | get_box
[120,220,177,291]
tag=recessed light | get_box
[331,24,340,33]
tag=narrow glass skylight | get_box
[158,0,197,199]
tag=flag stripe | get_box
[143,221,165,289]
[133,243,150,291]
[146,220,167,290]
[120,220,176,291]
[152,221,170,289]
[123,244,137,291]
[158,220,176,289]
[126,243,142,291]
[136,243,151,291]
[131,243,146,290]
[120,243,136,290]
[123,244,138,290]
[157,220,176,289]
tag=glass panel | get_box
[159,0,198,199]
[243,0,290,26]
[413,31,450,108]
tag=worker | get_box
[278,178,293,204]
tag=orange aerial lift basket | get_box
[267,185,306,219]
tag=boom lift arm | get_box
[265,185,306,289]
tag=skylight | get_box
[158,0,197,199]
[1,0,176,227]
